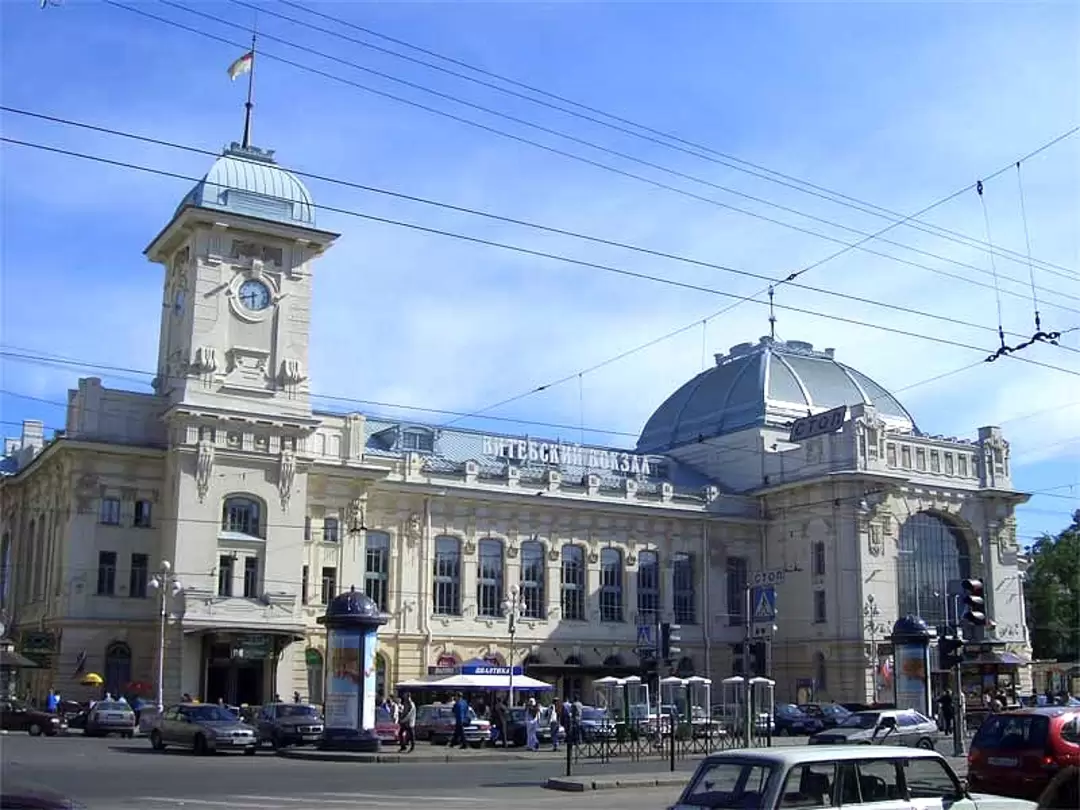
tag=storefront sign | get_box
[481,436,652,476]
[461,665,523,677]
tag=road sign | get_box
[789,405,847,443]
[752,585,777,624]
[751,569,786,586]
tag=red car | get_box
[967,706,1080,800]
[374,707,398,746]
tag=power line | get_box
[105,0,1080,305]
[272,0,1080,282]
[4,134,1079,379]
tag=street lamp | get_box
[149,560,183,713]
[502,584,523,707]
[864,595,884,701]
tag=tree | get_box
[1025,510,1080,662]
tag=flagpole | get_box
[241,30,256,149]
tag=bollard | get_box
[669,714,676,772]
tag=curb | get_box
[276,748,564,765]
[544,775,687,792]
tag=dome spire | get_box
[768,286,777,340]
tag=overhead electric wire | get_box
[105,0,1080,306]
[269,0,1080,283]
[4,134,1079,382]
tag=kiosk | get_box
[890,615,933,719]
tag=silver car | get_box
[148,702,258,755]
[809,708,939,749]
[85,700,137,738]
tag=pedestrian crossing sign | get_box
[752,585,777,623]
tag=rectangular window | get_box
[916,448,927,471]
[432,537,461,616]
[726,556,747,626]
[958,455,969,477]
[323,518,340,543]
[133,500,153,528]
[96,551,117,595]
[243,557,259,598]
[901,445,912,469]
[886,443,897,467]
[930,450,941,473]
[364,532,390,612]
[320,566,337,604]
[560,545,586,621]
[599,549,623,623]
[476,539,504,618]
[944,453,954,475]
[812,542,826,577]
[402,430,434,452]
[218,554,234,597]
[304,517,312,542]
[519,541,545,619]
[813,589,827,623]
[99,498,121,526]
[672,552,696,624]
[302,565,309,605]
[129,553,148,598]
[636,550,660,624]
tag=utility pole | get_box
[743,584,752,747]
[502,585,522,708]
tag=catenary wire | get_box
[5,106,1079,338]
[273,0,1080,281]
[106,0,1080,305]
[222,0,1080,289]
[4,135,1079,378]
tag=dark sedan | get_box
[798,702,851,729]
[773,703,823,736]
[255,703,324,748]
[0,699,67,737]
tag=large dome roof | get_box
[637,337,916,453]
[176,143,316,228]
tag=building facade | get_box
[0,139,1032,709]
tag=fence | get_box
[570,720,771,764]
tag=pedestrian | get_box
[46,689,59,714]
[937,689,954,735]
[398,694,416,752]
[293,691,301,704]
[449,692,469,749]
[525,700,540,751]
[549,698,561,751]
[492,698,507,748]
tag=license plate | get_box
[302,734,319,741]
[987,757,1019,767]
[232,738,249,745]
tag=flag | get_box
[228,51,254,81]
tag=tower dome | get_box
[636,337,916,454]
[175,142,316,228]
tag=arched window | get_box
[560,545,585,621]
[599,548,623,622]
[432,536,461,616]
[814,652,827,694]
[104,642,132,697]
[364,531,390,612]
[897,512,972,627]
[375,653,388,701]
[519,540,545,619]
[637,550,660,624]
[476,538,504,617]
[305,648,324,704]
[221,496,263,538]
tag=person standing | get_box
[524,701,540,751]
[549,698,562,751]
[398,694,416,753]
[492,698,507,748]
[937,689,954,735]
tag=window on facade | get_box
[97,551,117,595]
[129,553,148,598]
[218,555,234,597]
[672,552,696,624]
[897,512,972,627]
[916,448,927,471]
[930,451,941,473]
[243,557,260,598]
[321,566,337,604]
[364,531,390,612]
[476,539,504,618]
[100,498,121,526]
[813,589,827,623]
[561,545,586,621]
[886,444,897,467]
[519,540,545,619]
[901,445,912,469]
[637,550,660,624]
[301,565,309,605]
[401,430,434,452]
[432,536,461,616]
[304,517,312,542]
[599,548,623,623]
[222,496,262,538]
[958,455,969,477]
[812,542,826,577]
[726,556,747,626]
[323,517,340,543]
[133,500,152,528]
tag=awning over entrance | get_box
[966,651,1031,666]
[0,649,40,669]
[431,672,554,691]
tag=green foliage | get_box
[1025,510,1080,661]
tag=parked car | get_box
[147,702,258,755]
[421,703,490,746]
[254,702,324,749]
[669,744,1032,809]
[578,706,617,741]
[799,702,852,729]
[774,703,823,736]
[84,700,136,738]
[374,707,399,746]
[809,709,938,749]
[0,699,67,737]
[967,706,1080,801]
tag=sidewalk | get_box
[544,773,688,792]
[278,744,568,764]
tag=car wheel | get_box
[28,723,42,736]
[193,734,208,756]
[150,730,166,751]
[916,737,935,750]
[778,727,790,736]
[243,746,257,756]
[269,733,281,750]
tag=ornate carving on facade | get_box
[703,485,719,504]
[279,358,305,389]
[506,543,519,559]
[278,447,296,510]
[868,523,884,557]
[547,545,560,562]
[74,474,99,513]
[587,550,599,565]
[189,346,218,376]
[195,437,214,503]
[348,497,366,534]
[463,538,477,556]
[626,552,637,567]
[404,513,422,546]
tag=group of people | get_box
[379,693,417,752]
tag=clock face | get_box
[238,279,271,312]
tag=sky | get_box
[1,0,1078,547]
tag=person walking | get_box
[492,698,508,748]
[449,692,469,749]
[937,689,954,735]
[549,699,562,751]
[525,700,540,751]
[398,694,416,753]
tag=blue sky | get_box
[1,0,1077,545]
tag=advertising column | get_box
[325,628,361,731]
[889,615,933,719]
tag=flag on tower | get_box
[227,51,254,81]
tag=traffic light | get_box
[961,579,988,626]
[938,632,964,669]
[660,623,682,661]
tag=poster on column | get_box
[361,629,378,731]
[325,630,360,730]
[894,643,929,716]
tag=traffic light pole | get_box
[952,655,965,757]
[743,584,753,747]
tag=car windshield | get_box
[840,712,880,729]
[776,704,803,717]
[185,705,239,722]
[582,708,608,721]
[681,759,775,808]
[973,713,1050,750]
[278,704,319,718]
[822,704,849,716]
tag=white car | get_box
[668,745,1035,810]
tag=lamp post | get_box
[502,584,523,707]
[149,560,183,713]
[864,595,884,703]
